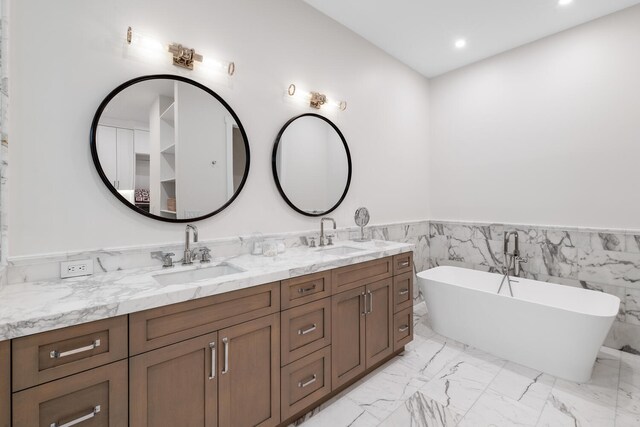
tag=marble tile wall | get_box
[427,220,640,355]
[0,0,9,288]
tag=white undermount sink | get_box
[318,246,365,256]
[153,264,244,286]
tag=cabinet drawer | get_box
[393,272,413,313]
[393,307,413,351]
[281,298,331,366]
[130,282,280,355]
[332,257,392,294]
[12,316,128,391]
[281,346,331,421]
[393,252,413,275]
[281,271,332,309]
[12,359,128,427]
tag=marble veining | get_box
[293,303,640,427]
[428,220,640,355]
[0,240,413,340]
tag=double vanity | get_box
[0,240,414,427]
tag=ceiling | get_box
[303,0,640,77]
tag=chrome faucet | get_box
[183,225,199,265]
[319,218,336,247]
[498,231,527,296]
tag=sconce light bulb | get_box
[558,0,573,6]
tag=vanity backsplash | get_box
[6,220,430,289]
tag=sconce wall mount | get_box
[288,83,347,111]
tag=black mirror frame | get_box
[90,74,251,223]
[271,113,352,217]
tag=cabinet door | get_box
[365,278,394,367]
[96,125,117,187]
[0,341,9,427]
[13,360,127,427]
[218,314,280,427]
[116,128,135,190]
[331,286,366,389]
[130,332,218,427]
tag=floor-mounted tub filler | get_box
[417,266,620,383]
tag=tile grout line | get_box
[532,376,557,426]
[453,357,506,426]
[613,352,622,427]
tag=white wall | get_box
[9,0,430,257]
[428,5,640,229]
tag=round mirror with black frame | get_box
[90,74,250,223]
[272,113,352,217]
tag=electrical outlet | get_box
[60,259,94,279]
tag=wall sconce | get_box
[126,27,235,76]
[287,84,347,111]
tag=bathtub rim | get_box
[417,266,620,319]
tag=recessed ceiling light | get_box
[558,0,573,6]
[454,39,467,49]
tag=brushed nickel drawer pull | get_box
[208,342,216,380]
[50,405,100,427]
[367,290,373,314]
[399,288,409,295]
[360,292,366,316]
[400,261,410,267]
[298,324,317,335]
[298,283,317,293]
[399,325,409,332]
[50,339,101,359]
[222,337,229,374]
[298,374,317,388]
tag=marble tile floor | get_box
[292,303,640,427]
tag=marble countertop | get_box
[0,240,413,341]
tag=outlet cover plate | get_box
[60,259,94,279]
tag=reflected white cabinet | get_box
[96,125,134,190]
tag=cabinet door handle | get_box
[399,288,409,296]
[298,324,317,335]
[50,339,101,359]
[208,342,216,380]
[399,325,409,332]
[298,374,317,388]
[298,283,317,294]
[222,337,229,374]
[50,405,100,427]
[400,261,410,267]
[367,290,373,314]
[360,292,366,316]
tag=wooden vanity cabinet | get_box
[0,340,9,427]
[5,252,414,427]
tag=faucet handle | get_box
[327,235,334,246]
[200,247,212,263]
[308,237,317,248]
[162,252,175,268]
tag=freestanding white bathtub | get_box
[417,266,620,382]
